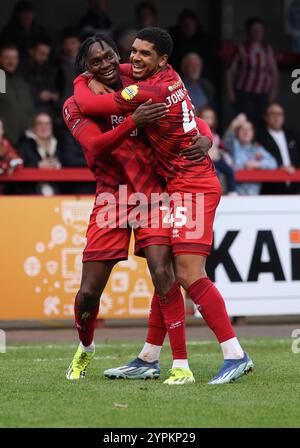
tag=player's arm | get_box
[180,116,213,161]
[114,83,166,113]
[195,116,213,145]
[73,74,122,116]
[63,98,136,155]
[63,97,167,155]
[73,74,166,117]
[74,119,136,155]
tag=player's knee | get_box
[176,266,206,290]
[78,285,100,308]
[175,269,191,290]
[150,264,174,293]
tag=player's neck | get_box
[112,78,123,90]
[155,65,167,75]
[147,65,166,79]
[95,77,122,91]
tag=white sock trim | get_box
[80,341,95,352]
[220,337,244,360]
[138,342,162,363]
[172,359,189,369]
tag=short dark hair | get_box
[264,102,284,115]
[245,16,265,32]
[178,8,198,23]
[75,33,120,73]
[135,27,173,57]
[32,112,52,128]
[61,27,80,41]
[0,43,19,55]
[30,37,52,50]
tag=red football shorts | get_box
[83,191,170,262]
[166,175,222,256]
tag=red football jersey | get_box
[63,91,164,198]
[74,64,215,179]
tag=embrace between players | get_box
[63,27,253,385]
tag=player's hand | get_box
[180,135,212,161]
[132,99,169,127]
[88,78,103,94]
[88,78,114,95]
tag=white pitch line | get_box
[33,355,117,362]
[7,343,135,350]
[6,338,286,351]
[7,341,217,350]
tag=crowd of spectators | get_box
[0,0,299,196]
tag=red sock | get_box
[188,277,235,343]
[74,292,99,347]
[158,283,187,360]
[146,294,167,346]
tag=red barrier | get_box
[1,168,300,183]
[0,168,95,182]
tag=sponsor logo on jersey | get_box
[111,115,138,137]
[121,85,139,101]
[168,80,182,92]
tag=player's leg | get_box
[143,245,193,378]
[67,197,131,380]
[66,260,117,380]
[175,254,253,384]
[175,254,242,355]
[103,274,165,379]
[171,176,253,383]
[104,244,194,383]
[74,260,116,348]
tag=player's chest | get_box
[94,115,138,138]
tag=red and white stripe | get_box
[230,42,277,94]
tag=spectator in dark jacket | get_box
[57,29,81,104]
[78,0,114,39]
[169,9,217,81]
[0,44,35,146]
[21,39,59,117]
[18,113,62,195]
[58,129,95,194]
[258,103,300,194]
[117,28,137,63]
[0,1,46,61]
[136,2,158,29]
[181,53,216,114]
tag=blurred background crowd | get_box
[0,0,299,196]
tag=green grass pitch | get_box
[0,338,299,428]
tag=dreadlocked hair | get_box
[75,33,120,74]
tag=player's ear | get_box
[158,54,168,68]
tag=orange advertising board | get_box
[0,197,154,320]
